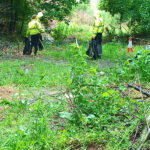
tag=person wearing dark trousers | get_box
[95,33,102,59]
[29,34,41,55]
[92,11,104,59]
[86,11,104,60]
[28,15,44,56]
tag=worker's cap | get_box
[37,12,43,18]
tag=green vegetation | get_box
[69,46,150,149]
[0,0,150,149]
[0,39,150,149]
[0,59,69,87]
[100,0,150,36]
[0,0,89,34]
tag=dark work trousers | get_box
[29,34,40,55]
[86,39,97,59]
[39,34,44,51]
[23,37,31,55]
[95,33,102,59]
[86,39,94,57]
[86,33,102,60]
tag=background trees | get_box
[0,0,89,34]
[100,0,150,36]
[0,0,31,33]
[1,0,149,37]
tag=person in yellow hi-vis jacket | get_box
[86,11,104,59]
[28,15,44,56]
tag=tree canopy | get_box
[100,0,150,35]
[0,0,89,34]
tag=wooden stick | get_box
[128,84,150,97]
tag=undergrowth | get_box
[0,40,149,149]
[66,45,150,149]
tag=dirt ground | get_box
[0,86,18,100]
[0,86,17,119]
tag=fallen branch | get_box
[133,97,148,99]
[128,84,150,97]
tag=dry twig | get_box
[128,84,150,97]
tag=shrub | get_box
[67,45,149,149]
[118,50,150,81]
[51,22,70,43]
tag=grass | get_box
[102,42,146,62]
[47,21,147,64]
[0,59,70,87]
[0,24,149,149]
[0,99,68,150]
[40,43,74,61]
[0,44,72,149]
[0,42,149,149]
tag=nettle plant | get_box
[129,50,150,80]
[118,50,150,81]
[68,45,148,149]
[70,45,115,118]
[70,45,125,123]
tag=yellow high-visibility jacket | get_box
[28,19,44,35]
[92,18,104,38]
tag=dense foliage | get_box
[68,45,150,149]
[100,0,150,35]
[0,38,149,149]
[0,0,89,34]
[0,1,150,149]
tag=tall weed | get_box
[117,50,150,81]
[67,45,150,149]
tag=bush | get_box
[51,22,70,43]
[67,45,150,149]
[117,50,150,81]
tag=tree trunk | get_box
[20,0,26,35]
[9,0,14,33]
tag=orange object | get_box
[127,37,133,53]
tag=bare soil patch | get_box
[0,86,18,100]
[87,145,99,150]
